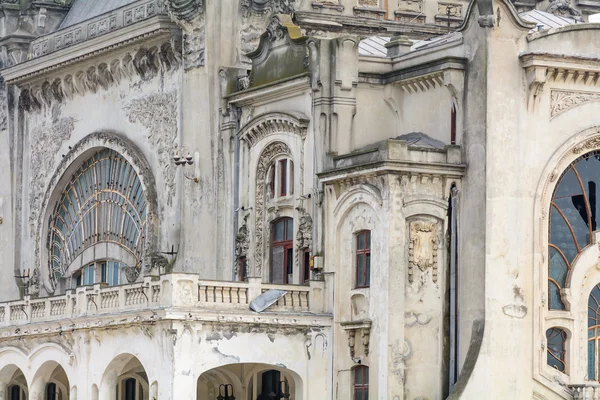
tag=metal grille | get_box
[49,149,147,279]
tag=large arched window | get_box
[48,149,147,285]
[549,151,600,310]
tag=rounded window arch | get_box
[48,148,147,287]
[548,150,600,310]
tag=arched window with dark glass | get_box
[271,218,293,284]
[546,327,567,373]
[353,365,369,400]
[49,149,147,287]
[549,151,600,310]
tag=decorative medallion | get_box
[408,221,439,283]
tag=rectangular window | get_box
[356,231,371,288]
[102,261,120,286]
[279,159,288,196]
[239,257,247,282]
[353,366,369,400]
[271,218,294,284]
[302,249,310,284]
[83,264,95,285]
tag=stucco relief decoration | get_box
[546,0,583,21]
[572,135,600,155]
[28,117,76,235]
[239,0,295,64]
[242,114,308,148]
[162,0,205,69]
[236,215,250,262]
[551,89,600,118]
[124,91,178,207]
[408,221,439,283]
[254,141,292,273]
[295,207,313,268]
[0,79,7,130]
[18,40,182,111]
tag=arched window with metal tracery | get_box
[549,151,600,310]
[48,149,147,284]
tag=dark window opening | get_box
[450,101,457,145]
[353,366,369,400]
[239,256,247,282]
[302,248,311,284]
[356,230,371,288]
[271,218,294,284]
[125,378,136,400]
[46,383,57,400]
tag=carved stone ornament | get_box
[241,113,309,148]
[18,39,182,111]
[341,319,372,358]
[236,215,250,260]
[296,207,313,251]
[408,221,439,283]
[239,1,296,64]
[124,91,178,207]
[254,141,292,273]
[28,117,76,235]
[551,89,600,118]
[163,0,203,21]
[572,136,600,155]
[546,0,583,21]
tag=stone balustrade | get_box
[571,384,600,399]
[0,274,327,328]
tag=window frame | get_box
[301,248,311,284]
[353,365,369,400]
[355,230,371,289]
[271,218,294,284]
[239,256,248,282]
[266,157,294,201]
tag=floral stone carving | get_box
[551,89,600,118]
[408,221,439,283]
[124,91,178,207]
[572,135,600,155]
[28,117,76,234]
[254,141,292,273]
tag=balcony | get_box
[0,274,328,329]
[570,384,600,399]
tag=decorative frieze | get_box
[551,89,600,118]
[408,221,439,283]
[19,39,181,111]
[572,135,600,155]
[31,0,168,59]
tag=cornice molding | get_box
[2,17,179,85]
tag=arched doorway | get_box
[99,354,149,400]
[30,362,70,400]
[197,364,302,400]
[0,366,28,400]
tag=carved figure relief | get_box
[296,207,313,251]
[254,141,292,274]
[546,0,583,21]
[408,221,439,283]
[236,215,250,261]
[551,89,600,118]
[124,91,178,207]
[28,117,76,235]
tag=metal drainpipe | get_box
[232,106,241,282]
[449,184,459,392]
